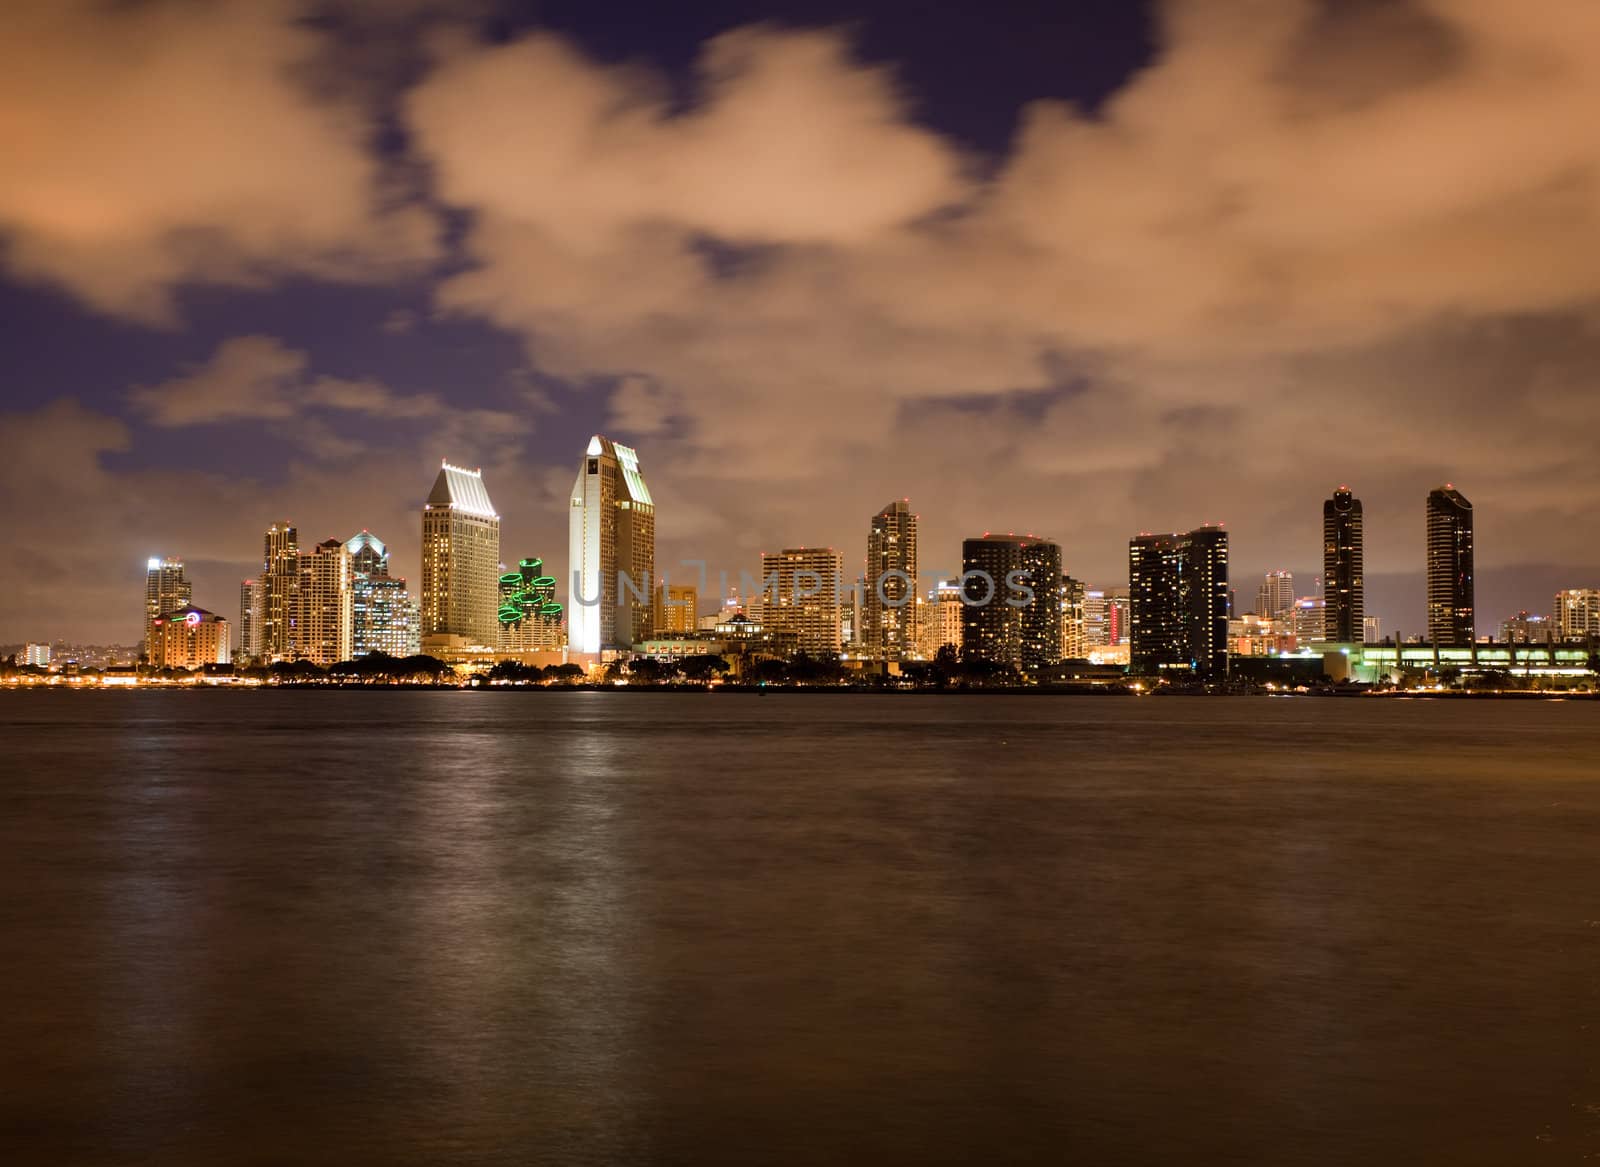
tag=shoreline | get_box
[2,683,1595,699]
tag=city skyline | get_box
[12,470,1600,655]
[8,0,1600,644]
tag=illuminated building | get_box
[1426,485,1475,646]
[1323,486,1364,641]
[22,644,51,668]
[1129,525,1229,679]
[759,548,844,655]
[916,580,963,658]
[1363,616,1382,645]
[1255,570,1294,619]
[1553,589,1600,641]
[238,578,261,662]
[652,581,698,636]
[260,522,299,661]
[147,605,230,669]
[1293,598,1326,646]
[499,557,564,651]
[290,538,352,666]
[1332,642,1592,683]
[841,584,861,649]
[863,500,918,661]
[1061,575,1088,659]
[1499,610,1554,645]
[1107,588,1130,644]
[569,436,655,653]
[959,534,1062,671]
[1084,589,1110,647]
[1229,613,1295,657]
[1018,541,1062,671]
[422,462,500,649]
[143,557,191,654]
[345,531,420,658]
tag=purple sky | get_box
[3,0,1599,644]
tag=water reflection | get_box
[0,692,1597,1164]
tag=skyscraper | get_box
[1293,598,1327,646]
[569,436,655,653]
[1255,570,1294,620]
[291,538,352,666]
[422,462,501,649]
[238,578,261,662]
[1553,589,1600,642]
[1107,588,1130,645]
[959,534,1062,672]
[760,548,844,655]
[1426,485,1474,646]
[1323,487,1364,642]
[652,581,698,636]
[345,531,420,658]
[922,580,964,657]
[1129,525,1229,679]
[143,557,191,653]
[260,522,299,662]
[1060,575,1088,660]
[498,557,564,652]
[1018,540,1063,671]
[863,499,918,662]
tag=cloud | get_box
[0,0,437,323]
[9,1,1600,641]
[128,336,447,426]
[396,3,1600,625]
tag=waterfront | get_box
[2,693,1597,1164]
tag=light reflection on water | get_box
[1,692,1597,1165]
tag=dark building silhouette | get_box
[961,534,1062,672]
[1426,485,1474,646]
[1129,525,1229,679]
[1323,486,1365,642]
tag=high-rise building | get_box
[569,436,655,652]
[498,557,564,652]
[1363,615,1382,645]
[863,500,918,661]
[1323,486,1364,641]
[22,644,51,668]
[759,548,844,656]
[1426,485,1474,646]
[147,606,230,670]
[920,580,963,657]
[1061,575,1088,660]
[143,557,191,653]
[1084,589,1110,648]
[345,531,420,658]
[289,538,352,666]
[260,522,299,662]
[1293,597,1327,645]
[1084,587,1131,648]
[1018,541,1063,672]
[1107,588,1130,645]
[1255,570,1294,619]
[1552,590,1600,641]
[238,578,262,661]
[959,534,1062,672]
[652,581,698,636]
[1129,525,1230,679]
[1499,610,1554,645]
[422,462,501,649]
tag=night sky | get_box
[4,0,1599,644]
